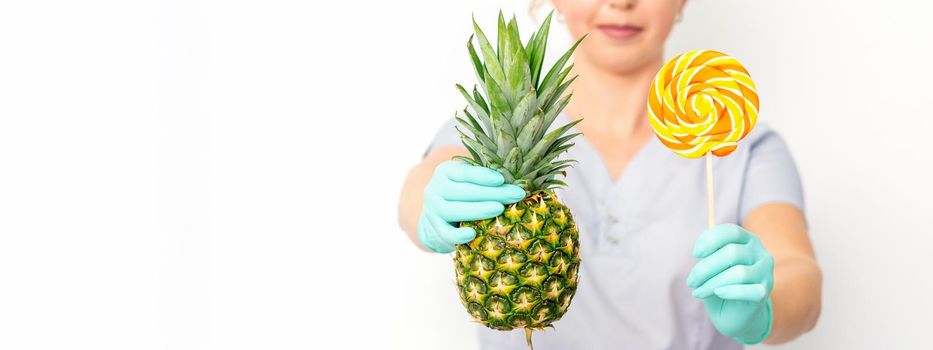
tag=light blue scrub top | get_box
[424,111,805,350]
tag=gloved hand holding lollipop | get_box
[648,50,772,344]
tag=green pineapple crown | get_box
[454,11,587,194]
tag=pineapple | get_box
[451,11,586,348]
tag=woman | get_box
[398,0,822,348]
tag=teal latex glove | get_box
[418,160,526,253]
[686,224,775,345]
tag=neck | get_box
[562,56,663,137]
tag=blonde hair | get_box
[529,0,546,12]
[528,0,550,24]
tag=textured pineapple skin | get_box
[453,190,580,331]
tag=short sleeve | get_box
[739,128,806,221]
[422,117,463,159]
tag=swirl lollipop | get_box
[647,50,759,227]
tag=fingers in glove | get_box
[692,262,767,298]
[418,213,451,253]
[440,161,505,186]
[713,284,769,302]
[693,224,753,258]
[426,212,476,246]
[440,181,525,204]
[687,243,756,288]
[428,197,505,222]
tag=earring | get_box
[555,10,565,23]
[676,11,683,23]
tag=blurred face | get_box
[552,0,685,74]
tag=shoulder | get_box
[733,122,807,217]
[744,122,784,148]
[713,121,800,183]
[733,121,795,160]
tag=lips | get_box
[597,24,643,40]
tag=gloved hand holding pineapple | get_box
[418,161,526,254]
[416,11,586,348]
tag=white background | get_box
[1,0,931,349]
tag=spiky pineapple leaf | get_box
[532,172,557,189]
[484,71,512,120]
[544,76,577,113]
[456,84,493,133]
[515,114,542,154]
[537,142,575,169]
[460,108,485,135]
[456,11,587,193]
[497,11,507,62]
[456,114,497,152]
[538,94,572,140]
[505,17,532,102]
[472,16,507,90]
[503,148,522,175]
[528,159,556,180]
[542,179,568,188]
[539,162,574,178]
[492,164,515,183]
[524,31,536,58]
[452,155,480,166]
[457,129,486,163]
[530,159,576,188]
[492,111,516,159]
[539,34,587,99]
[466,36,485,86]
[539,132,581,164]
[517,119,581,175]
[480,145,503,165]
[472,86,489,116]
[529,11,554,88]
[510,93,536,131]
[538,64,574,109]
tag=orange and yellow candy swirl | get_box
[647,50,759,158]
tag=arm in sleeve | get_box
[422,117,463,159]
[739,129,806,222]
